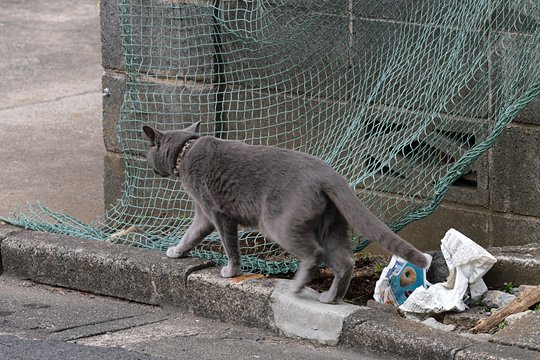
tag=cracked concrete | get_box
[0,276,162,337]
[0,276,395,360]
[0,90,99,112]
[2,227,539,359]
[0,0,104,223]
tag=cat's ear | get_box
[142,125,159,146]
[184,121,201,134]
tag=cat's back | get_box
[187,136,333,180]
[213,137,330,171]
[182,136,341,223]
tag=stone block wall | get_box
[100,0,539,250]
[101,0,125,209]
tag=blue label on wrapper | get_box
[387,259,427,305]
[374,255,430,306]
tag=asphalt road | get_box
[0,0,104,223]
[0,276,398,360]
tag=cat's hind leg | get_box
[290,242,324,294]
[166,210,214,258]
[271,228,324,294]
[318,218,355,304]
[213,214,242,278]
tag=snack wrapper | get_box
[373,255,431,306]
[374,229,496,313]
[399,229,496,313]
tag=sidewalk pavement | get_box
[1,274,388,360]
[1,223,538,360]
[0,0,104,223]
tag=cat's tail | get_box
[322,178,430,269]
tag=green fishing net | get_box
[5,0,539,274]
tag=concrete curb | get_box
[0,229,215,306]
[271,279,360,345]
[484,243,540,288]
[1,227,538,359]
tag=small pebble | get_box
[512,285,535,296]
[506,310,533,326]
[481,290,516,308]
[421,317,456,332]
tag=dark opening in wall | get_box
[452,170,478,188]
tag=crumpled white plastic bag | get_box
[399,228,497,314]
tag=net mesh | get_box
[4,0,540,274]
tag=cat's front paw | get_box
[166,246,185,258]
[220,265,242,278]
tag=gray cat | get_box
[142,122,429,304]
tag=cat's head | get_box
[142,122,200,177]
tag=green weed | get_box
[502,282,514,294]
[374,263,386,273]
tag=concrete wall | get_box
[100,0,539,250]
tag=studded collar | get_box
[173,138,198,176]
